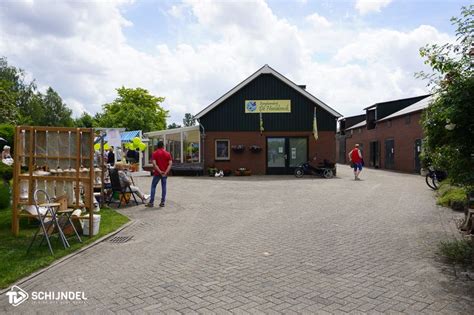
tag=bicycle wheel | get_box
[425,173,436,190]
[432,175,440,190]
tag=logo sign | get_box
[6,286,29,307]
[245,100,291,113]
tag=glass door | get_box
[289,138,307,168]
[266,137,307,174]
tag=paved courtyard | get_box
[2,166,474,314]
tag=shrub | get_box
[439,239,474,264]
[0,163,13,182]
[0,124,14,150]
[0,181,10,209]
[437,182,467,210]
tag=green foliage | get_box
[0,207,129,288]
[183,113,196,127]
[96,87,168,133]
[418,5,474,187]
[167,122,181,129]
[0,181,10,209]
[74,111,95,128]
[0,163,13,182]
[0,57,74,127]
[34,88,74,127]
[439,239,474,263]
[0,123,14,148]
[437,182,467,209]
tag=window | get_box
[387,120,392,127]
[215,139,230,160]
[350,129,354,135]
[358,128,362,134]
[405,114,411,125]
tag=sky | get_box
[0,0,469,124]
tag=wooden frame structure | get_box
[12,126,95,236]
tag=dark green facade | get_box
[199,74,337,132]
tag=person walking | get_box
[348,143,363,180]
[146,141,172,207]
[107,146,115,166]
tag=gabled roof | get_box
[195,64,342,119]
[346,120,366,130]
[378,96,433,122]
[364,94,430,110]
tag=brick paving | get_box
[1,166,473,314]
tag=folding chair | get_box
[107,168,140,208]
[27,189,69,255]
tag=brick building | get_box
[145,65,342,175]
[337,95,432,173]
[196,65,342,174]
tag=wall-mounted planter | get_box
[249,145,262,153]
[231,145,245,153]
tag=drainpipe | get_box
[197,119,205,168]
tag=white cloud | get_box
[0,0,452,123]
[355,0,392,15]
[306,13,332,28]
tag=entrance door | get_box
[414,139,422,173]
[385,139,395,169]
[266,137,307,174]
[369,141,380,168]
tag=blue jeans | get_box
[149,175,167,205]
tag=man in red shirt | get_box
[146,141,172,207]
[348,143,363,181]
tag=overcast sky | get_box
[0,0,468,124]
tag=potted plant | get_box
[208,167,217,177]
[231,145,245,153]
[223,168,232,176]
[249,145,262,153]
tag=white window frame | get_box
[215,139,230,160]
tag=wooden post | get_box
[88,129,94,236]
[12,127,21,236]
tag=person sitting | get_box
[115,164,149,202]
[126,147,137,163]
[1,145,13,166]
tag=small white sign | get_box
[278,147,283,153]
[291,148,296,159]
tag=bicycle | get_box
[425,166,447,190]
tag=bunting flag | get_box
[259,112,264,135]
[313,106,319,141]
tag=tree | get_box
[0,57,75,127]
[418,5,474,187]
[96,87,168,132]
[0,57,35,124]
[183,113,196,127]
[35,88,74,127]
[167,122,181,129]
[74,112,95,128]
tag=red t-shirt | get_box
[350,148,362,163]
[152,148,172,176]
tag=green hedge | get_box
[0,181,10,209]
[0,163,13,182]
[437,182,467,211]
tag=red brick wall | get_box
[345,112,423,173]
[204,131,336,174]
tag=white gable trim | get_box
[195,64,342,119]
